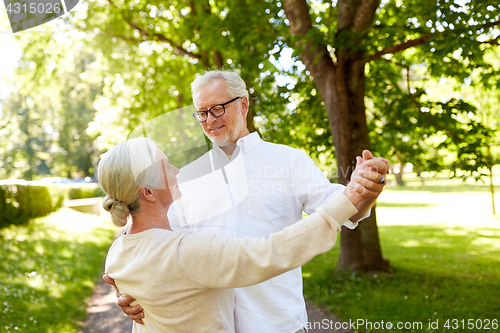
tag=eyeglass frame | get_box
[192,96,242,123]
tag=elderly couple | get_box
[99,70,389,333]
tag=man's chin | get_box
[215,141,233,147]
[207,134,232,146]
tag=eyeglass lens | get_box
[196,105,224,122]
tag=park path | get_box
[80,276,132,333]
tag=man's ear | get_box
[139,187,156,202]
[241,96,249,117]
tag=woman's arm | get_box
[177,192,356,289]
[178,154,388,289]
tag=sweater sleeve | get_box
[176,192,357,289]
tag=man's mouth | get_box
[208,125,225,133]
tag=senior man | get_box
[105,70,388,333]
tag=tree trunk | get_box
[330,52,389,272]
[359,206,390,271]
[284,0,389,272]
[489,166,496,215]
[246,102,259,134]
[213,50,223,68]
[394,153,405,186]
[486,145,496,215]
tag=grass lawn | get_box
[2,171,499,332]
[302,171,500,332]
[0,208,115,333]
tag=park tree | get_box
[282,0,499,271]
[73,0,291,138]
[0,94,51,180]
[365,57,492,187]
[425,48,500,214]
[0,32,102,179]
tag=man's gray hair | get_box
[191,70,250,105]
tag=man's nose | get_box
[206,111,217,124]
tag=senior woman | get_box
[99,137,386,333]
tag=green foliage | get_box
[366,46,499,184]
[0,185,64,229]
[0,209,116,332]
[0,94,52,180]
[258,75,338,179]
[2,0,499,187]
[71,0,289,147]
[367,1,500,183]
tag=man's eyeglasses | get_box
[192,96,241,123]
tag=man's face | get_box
[194,79,248,145]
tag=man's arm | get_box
[103,273,145,324]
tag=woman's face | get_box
[155,149,182,204]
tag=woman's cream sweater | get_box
[105,192,357,332]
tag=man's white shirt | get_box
[168,132,365,333]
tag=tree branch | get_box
[482,20,500,30]
[126,21,202,60]
[111,34,143,44]
[105,0,201,60]
[365,20,500,63]
[364,34,433,63]
[353,0,380,32]
[283,0,334,90]
[479,37,500,46]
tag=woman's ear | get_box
[139,187,156,202]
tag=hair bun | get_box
[102,195,117,212]
[102,195,130,227]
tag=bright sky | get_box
[0,6,24,103]
[0,3,71,106]
[0,37,21,114]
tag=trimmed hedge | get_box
[67,185,103,200]
[0,184,64,229]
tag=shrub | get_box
[67,184,103,200]
[0,184,64,229]
[47,186,66,210]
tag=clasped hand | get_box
[343,150,389,207]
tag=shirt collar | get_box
[236,132,261,153]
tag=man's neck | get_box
[215,131,250,155]
[220,143,237,155]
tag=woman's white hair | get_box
[191,70,250,106]
[98,137,166,227]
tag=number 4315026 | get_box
[6,2,62,14]
[444,319,498,330]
